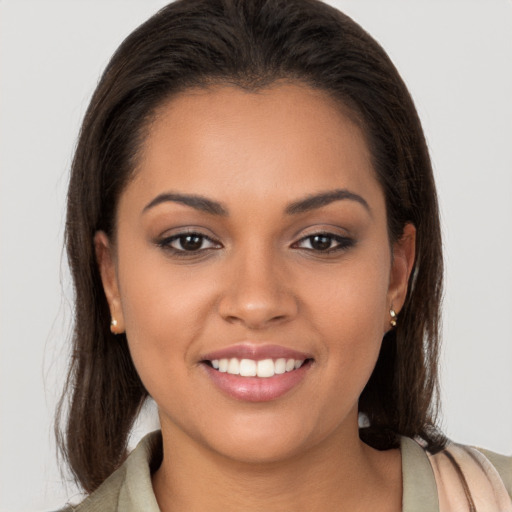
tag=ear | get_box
[94,231,125,334]
[386,223,416,321]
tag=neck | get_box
[152,420,402,512]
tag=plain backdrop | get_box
[1,1,511,510]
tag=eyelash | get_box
[157,232,221,256]
[156,231,355,257]
[292,233,355,253]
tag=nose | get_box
[218,248,298,330]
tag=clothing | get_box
[61,430,512,512]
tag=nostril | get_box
[217,286,299,329]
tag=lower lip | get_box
[202,361,312,402]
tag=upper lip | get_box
[200,343,312,362]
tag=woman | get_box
[56,0,512,510]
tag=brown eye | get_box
[309,235,333,251]
[158,232,220,253]
[178,234,204,251]
[294,233,355,253]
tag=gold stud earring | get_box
[110,318,118,333]
[389,309,397,328]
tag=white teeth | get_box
[274,358,286,375]
[227,358,240,375]
[239,359,257,377]
[257,359,275,378]
[209,357,307,377]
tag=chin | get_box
[210,433,308,466]
[197,409,335,466]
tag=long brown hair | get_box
[57,0,445,493]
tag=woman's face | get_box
[96,83,414,463]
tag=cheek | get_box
[118,238,215,330]
[115,247,216,390]
[305,252,391,377]
[309,251,390,329]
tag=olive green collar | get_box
[401,436,439,511]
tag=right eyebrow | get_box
[142,192,228,216]
[284,189,371,216]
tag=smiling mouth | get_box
[203,357,312,378]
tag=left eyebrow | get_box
[142,192,228,216]
[285,189,371,215]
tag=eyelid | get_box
[155,225,218,242]
[156,229,222,254]
[291,231,355,252]
[154,226,354,256]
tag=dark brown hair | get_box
[57,0,445,493]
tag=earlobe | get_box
[387,223,416,316]
[94,231,125,333]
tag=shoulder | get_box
[427,441,512,510]
[400,436,512,510]
[57,431,162,512]
[57,463,129,512]
[476,446,512,497]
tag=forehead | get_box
[130,83,382,210]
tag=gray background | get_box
[1,1,511,510]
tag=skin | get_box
[96,83,415,511]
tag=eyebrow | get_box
[142,193,228,216]
[284,189,371,215]
[142,188,370,216]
